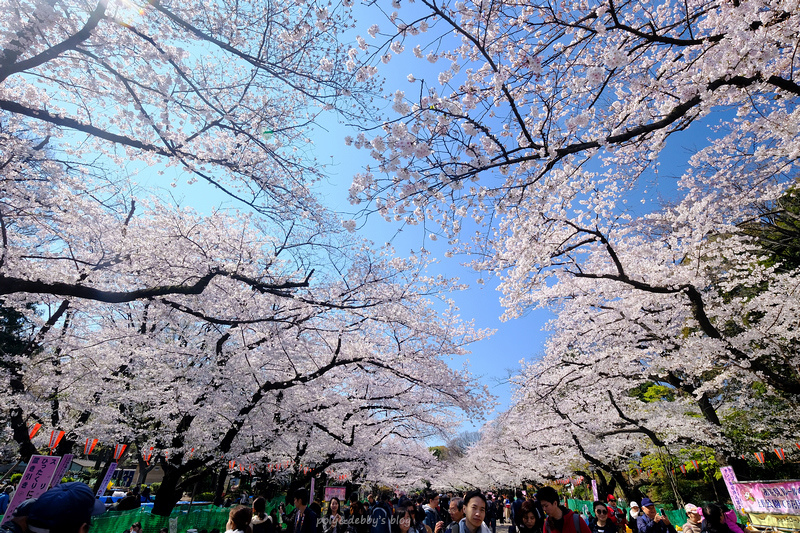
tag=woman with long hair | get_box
[393,504,431,533]
[701,505,731,533]
[349,498,370,533]
[252,497,274,533]
[326,497,346,533]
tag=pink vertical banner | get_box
[95,463,117,499]
[591,479,599,501]
[50,454,74,488]
[310,477,316,502]
[1,455,60,525]
[720,466,746,513]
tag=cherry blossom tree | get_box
[0,0,377,215]
[348,0,800,468]
[439,348,720,496]
[0,0,495,514]
[1,0,383,318]
[1,191,492,513]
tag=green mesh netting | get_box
[91,496,289,533]
[90,505,227,533]
[567,499,688,526]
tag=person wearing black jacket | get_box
[325,498,347,533]
[588,503,616,533]
[484,496,496,533]
[251,497,275,533]
[510,494,525,533]
[285,489,319,533]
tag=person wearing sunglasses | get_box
[588,503,616,533]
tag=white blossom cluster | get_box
[0,0,494,499]
[343,0,800,480]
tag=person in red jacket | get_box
[605,496,627,533]
[535,488,591,533]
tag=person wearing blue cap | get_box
[636,498,675,533]
[25,482,105,533]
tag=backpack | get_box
[544,512,583,533]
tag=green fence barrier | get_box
[91,505,228,533]
[566,499,688,528]
[91,496,289,533]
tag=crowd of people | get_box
[220,486,745,533]
[222,489,505,533]
[0,480,745,533]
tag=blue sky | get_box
[309,122,551,424]
[326,174,553,423]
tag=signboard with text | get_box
[96,463,118,498]
[324,486,347,502]
[721,467,747,513]
[50,454,74,488]
[1,455,60,525]
[732,479,800,516]
[748,512,800,530]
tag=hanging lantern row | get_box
[632,445,798,480]
[227,459,316,475]
[28,426,196,466]
[324,469,350,482]
[748,448,790,464]
[554,476,585,485]
[26,425,351,477]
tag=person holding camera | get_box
[635,498,675,533]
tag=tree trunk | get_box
[214,466,228,506]
[608,470,644,503]
[287,472,312,501]
[9,407,38,461]
[55,435,75,457]
[595,470,610,501]
[151,465,184,516]
[136,454,157,486]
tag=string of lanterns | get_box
[28,425,349,479]
[629,445,799,478]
